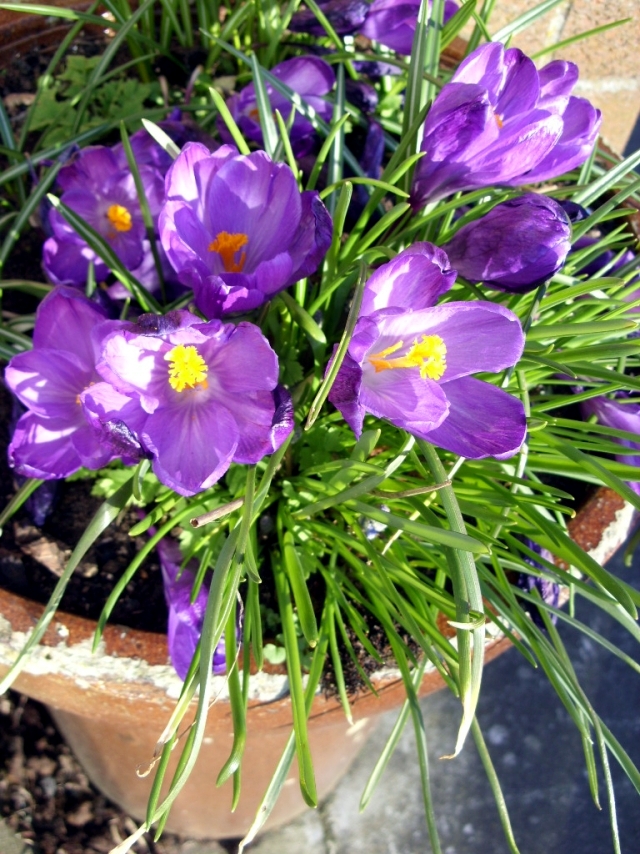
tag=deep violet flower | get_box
[43,145,165,287]
[345,78,379,115]
[516,540,560,628]
[4,287,124,479]
[328,243,526,458]
[82,310,294,496]
[361,0,459,55]
[411,42,601,208]
[157,537,229,679]
[572,236,639,282]
[158,143,332,318]
[444,193,572,293]
[289,0,369,35]
[220,57,335,157]
[582,395,640,495]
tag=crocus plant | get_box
[2,2,640,853]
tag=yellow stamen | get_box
[208,231,248,273]
[368,335,447,381]
[495,112,504,130]
[165,344,208,393]
[106,204,133,233]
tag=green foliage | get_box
[28,56,156,146]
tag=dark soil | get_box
[0,690,227,854]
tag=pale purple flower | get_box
[221,57,335,157]
[582,395,640,495]
[4,287,124,479]
[361,0,459,55]
[329,243,526,458]
[82,310,294,496]
[43,146,165,287]
[158,143,332,318]
[411,42,601,207]
[444,193,572,293]
[157,537,229,679]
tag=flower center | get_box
[368,335,447,381]
[208,231,248,273]
[106,204,133,233]
[165,344,209,393]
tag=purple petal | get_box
[232,387,294,464]
[32,286,109,356]
[81,382,149,463]
[165,142,236,203]
[143,400,239,496]
[360,362,450,431]
[6,348,92,419]
[9,412,83,479]
[205,154,302,267]
[361,242,455,315]
[425,376,526,458]
[210,323,279,391]
[43,236,108,287]
[538,60,579,103]
[328,351,368,437]
[289,0,368,35]
[285,191,333,285]
[370,301,525,381]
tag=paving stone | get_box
[244,807,327,854]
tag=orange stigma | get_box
[208,231,248,273]
[106,204,132,233]
[368,335,447,381]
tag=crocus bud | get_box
[444,193,572,293]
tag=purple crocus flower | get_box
[572,236,638,281]
[289,0,369,35]
[220,57,335,158]
[516,539,560,628]
[157,537,230,679]
[158,142,332,318]
[411,42,601,207]
[361,0,459,55]
[444,193,572,293]
[81,310,294,496]
[328,243,526,458]
[4,287,124,479]
[43,146,165,287]
[582,395,640,495]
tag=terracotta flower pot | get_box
[0,486,635,840]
